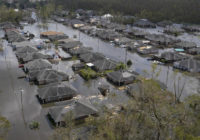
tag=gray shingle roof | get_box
[145,34,178,45]
[35,69,69,84]
[79,52,105,63]
[173,59,200,72]
[24,59,52,72]
[38,83,78,102]
[48,99,98,122]
[107,71,136,85]
[59,39,82,52]
[16,46,38,57]
[160,52,188,61]
[93,58,117,71]
[69,47,91,56]
[22,52,53,62]
[175,41,197,49]
[164,26,185,34]
[6,30,26,42]
[187,47,200,55]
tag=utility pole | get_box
[98,38,99,52]
[19,88,27,127]
[20,88,24,109]
[56,22,58,32]
[79,31,80,41]
[125,48,127,65]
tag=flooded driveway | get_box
[24,21,200,98]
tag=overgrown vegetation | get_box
[50,0,200,24]
[52,79,200,140]
[0,116,10,139]
[0,5,23,23]
[29,121,40,130]
[79,67,97,80]
[3,0,200,24]
[36,2,56,21]
[115,62,126,71]
[127,60,132,67]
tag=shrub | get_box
[79,68,97,80]
[115,62,126,70]
[29,121,40,130]
[127,60,132,66]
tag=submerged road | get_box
[24,21,200,98]
[0,42,52,140]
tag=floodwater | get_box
[23,21,200,98]
[0,24,129,140]
[0,41,53,140]
[0,19,200,140]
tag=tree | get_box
[0,116,10,139]
[52,111,75,140]
[0,5,23,23]
[127,60,132,67]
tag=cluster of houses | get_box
[57,36,138,85]
[1,8,200,130]
[51,9,200,73]
[1,21,140,128]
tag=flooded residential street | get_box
[0,19,199,139]
[0,23,130,139]
[0,40,53,140]
[24,21,200,98]
[1,1,200,139]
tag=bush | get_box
[29,121,40,130]
[127,60,132,66]
[115,62,126,70]
[0,116,10,138]
[79,68,97,80]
